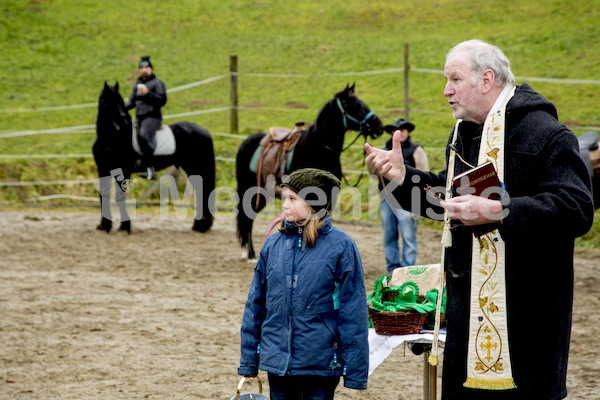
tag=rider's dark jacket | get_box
[125,74,167,120]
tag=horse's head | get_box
[96,82,132,138]
[334,83,383,140]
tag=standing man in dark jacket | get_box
[369,118,429,276]
[126,55,167,180]
[366,39,594,399]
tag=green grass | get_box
[1,0,599,247]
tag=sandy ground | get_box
[0,209,598,400]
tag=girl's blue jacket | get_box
[238,217,369,390]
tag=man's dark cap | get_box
[139,56,153,68]
[383,118,415,134]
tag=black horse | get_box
[235,84,383,259]
[93,82,215,233]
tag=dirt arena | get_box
[1,209,598,399]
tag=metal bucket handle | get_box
[236,375,263,400]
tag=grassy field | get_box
[1,0,599,247]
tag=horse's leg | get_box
[96,170,113,232]
[98,194,113,232]
[190,172,214,233]
[238,205,256,260]
[246,225,256,260]
[193,143,216,232]
[238,177,272,260]
[117,214,131,232]
[116,196,131,234]
[113,169,131,233]
[237,158,258,259]
[236,132,270,260]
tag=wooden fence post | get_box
[404,43,410,121]
[230,55,239,135]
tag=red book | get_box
[452,161,502,200]
[452,161,503,237]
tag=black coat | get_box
[125,74,167,119]
[393,83,594,400]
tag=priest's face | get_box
[443,54,487,124]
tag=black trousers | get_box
[137,116,161,157]
[268,373,340,400]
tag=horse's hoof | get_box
[118,221,131,234]
[192,219,212,233]
[241,251,257,262]
[96,220,112,233]
[241,250,257,262]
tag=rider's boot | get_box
[138,154,157,180]
[139,165,157,180]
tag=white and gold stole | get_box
[430,85,517,391]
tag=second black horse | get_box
[235,84,383,260]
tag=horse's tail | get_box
[235,133,265,247]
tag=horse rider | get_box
[125,55,167,180]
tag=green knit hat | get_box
[281,168,341,214]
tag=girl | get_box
[238,168,369,400]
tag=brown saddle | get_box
[255,122,305,206]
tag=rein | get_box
[335,97,371,188]
[342,131,364,152]
[341,152,367,188]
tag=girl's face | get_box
[282,188,312,222]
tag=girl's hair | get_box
[279,208,327,247]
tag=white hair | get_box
[446,39,516,87]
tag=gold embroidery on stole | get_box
[463,87,516,390]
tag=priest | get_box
[365,39,594,400]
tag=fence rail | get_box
[2,68,599,116]
[2,46,600,199]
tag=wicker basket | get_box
[368,306,428,336]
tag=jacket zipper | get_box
[285,226,302,374]
[329,341,342,370]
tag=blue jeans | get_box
[380,199,417,274]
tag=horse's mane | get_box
[96,82,132,142]
[297,87,353,150]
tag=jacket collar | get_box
[284,215,332,235]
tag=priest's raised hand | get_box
[365,129,407,186]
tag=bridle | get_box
[335,97,375,187]
[336,97,375,139]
